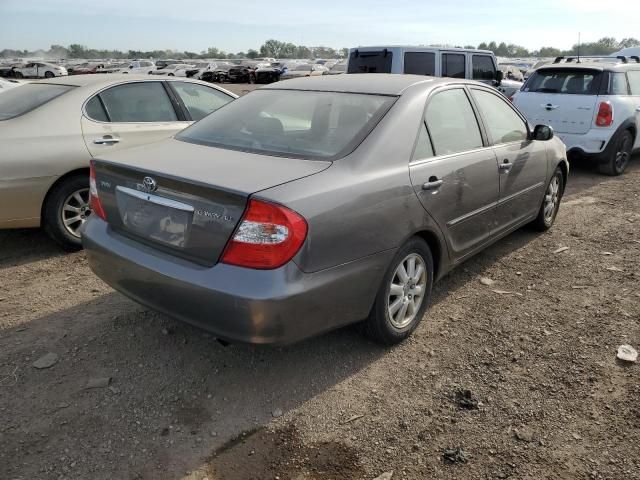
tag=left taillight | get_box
[89,160,107,220]
[221,199,307,269]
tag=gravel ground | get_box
[0,158,639,480]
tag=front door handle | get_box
[93,136,120,145]
[499,160,513,172]
[422,178,443,191]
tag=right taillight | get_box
[221,199,307,269]
[89,160,107,220]
[595,101,613,127]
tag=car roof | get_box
[538,61,640,72]
[262,73,458,95]
[29,74,213,89]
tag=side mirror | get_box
[532,124,554,141]
[129,65,133,69]
[495,70,503,86]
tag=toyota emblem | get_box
[142,176,157,193]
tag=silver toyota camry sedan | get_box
[82,74,568,345]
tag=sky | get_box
[1,0,639,53]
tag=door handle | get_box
[93,136,120,145]
[422,178,443,191]
[542,103,559,111]
[499,160,513,172]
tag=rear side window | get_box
[412,122,434,160]
[606,73,629,95]
[471,89,527,144]
[171,82,233,121]
[441,53,466,79]
[628,71,640,95]
[524,69,601,94]
[98,82,178,122]
[404,52,435,76]
[472,55,496,80]
[85,96,109,122]
[347,50,393,73]
[425,89,483,155]
[0,84,75,120]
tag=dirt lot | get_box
[1,158,639,480]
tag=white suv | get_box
[513,57,640,175]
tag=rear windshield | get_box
[524,68,601,95]
[347,50,393,73]
[0,83,75,120]
[177,89,396,160]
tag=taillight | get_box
[221,199,307,269]
[595,101,613,127]
[89,160,107,220]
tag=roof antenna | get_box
[577,32,581,63]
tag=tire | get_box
[365,238,434,345]
[168,73,174,76]
[42,174,91,251]
[598,130,633,176]
[531,166,564,231]
[14,71,23,79]
[44,71,55,78]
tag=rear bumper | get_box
[82,218,394,344]
[556,131,611,156]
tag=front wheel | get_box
[530,167,563,231]
[599,130,633,176]
[43,174,91,250]
[44,71,55,78]
[365,238,434,345]
[14,71,23,79]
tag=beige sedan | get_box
[0,75,236,249]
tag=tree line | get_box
[2,37,639,61]
[0,40,348,60]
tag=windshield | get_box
[0,83,75,120]
[524,68,602,94]
[347,50,393,73]
[177,89,396,160]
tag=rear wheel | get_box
[531,167,563,231]
[365,238,433,345]
[43,174,91,250]
[599,130,633,176]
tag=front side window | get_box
[472,55,496,81]
[177,89,396,160]
[441,53,466,79]
[524,69,601,95]
[172,82,233,121]
[472,89,527,144]
[404,52,435,76]
[347,50,393,74]
[628,71,640,95]
[0,84,75,120]
[425,89,483,155]
[98,82,177,122]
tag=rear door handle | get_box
[499,161,513,172]
[422,178,443,191]
[93,136,120,145]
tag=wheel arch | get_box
[40,167,90,226]
[412,228,447,281]
[556,159,569,194]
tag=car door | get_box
[470,87,547,233]
[81,81,188,156]
[409,87,500,261]
[627,70,640,149]
[21,63,37,77]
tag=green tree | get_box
[246,49,259,59]
[477,42,488,50]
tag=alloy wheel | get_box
[61,188,91,238]
[387,253,427,329]
[615,135,631,172]
[543,175,560,224]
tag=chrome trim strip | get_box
[409,145,495,167]
[116,186,195,212]
[497,182,544,205]
[447,201,498,227]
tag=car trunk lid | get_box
[92,139,330,266]
[515,67,602,134]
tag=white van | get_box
[346,46,521,96]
